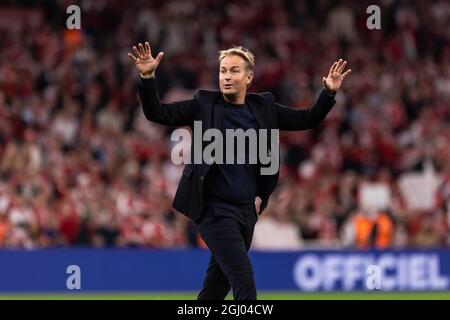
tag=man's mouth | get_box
[224,84,233,88]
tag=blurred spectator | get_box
[341,209,395,249]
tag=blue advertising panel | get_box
[0,249,449,292]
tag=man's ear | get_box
[247,71,253,86]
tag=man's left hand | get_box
[323,59,352,94]
[255,197,262,215]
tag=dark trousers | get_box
[196,203,258,300]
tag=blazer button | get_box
[200,176,204,181]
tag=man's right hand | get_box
[128,42,164,78]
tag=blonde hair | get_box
[218,46,255,73]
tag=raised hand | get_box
[128,42,164,78]
[322,59,351,94]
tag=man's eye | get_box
[232,70,239,73]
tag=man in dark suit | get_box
[128,42,351,300]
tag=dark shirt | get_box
[204,97,260,203]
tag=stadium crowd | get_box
[0,0,449,249]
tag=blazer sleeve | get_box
[138,77,200,127]
[276,89,336,131]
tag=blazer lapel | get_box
[248,98,264,129]
[213,96,224,129]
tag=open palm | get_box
[323,59,351,93]
[128,42,164,77]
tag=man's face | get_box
[219,54,253,97]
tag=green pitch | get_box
[1,291,450,300]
